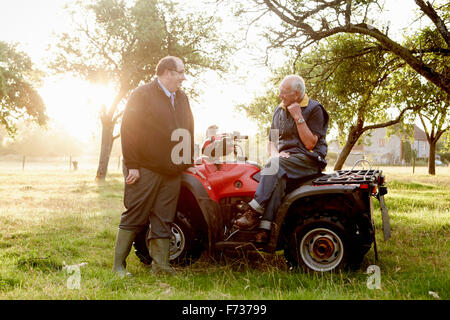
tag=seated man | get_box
[201,125,234,162]
[235,75,329,243]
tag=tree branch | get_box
[112,109,124,124]
[259,0,450,94]
[414,0,450,47]
[345,0,351,26]
[262,0,316,35]
[418,113,431,139]
[362,105,421,132]
[317,23,450,94]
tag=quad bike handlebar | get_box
[201,131,249,161]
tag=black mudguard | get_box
[180,173,223,254]
[267,184,360,252]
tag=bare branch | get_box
[112,110,124,124]
[262,0,316,35]
[345,0,351,26]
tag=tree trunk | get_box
[428,138,436,175]
[334,128,362,170]
[95,117,115,182]
[94,89,127,182]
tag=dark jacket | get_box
[121,79,194,176]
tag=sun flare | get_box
[39,77,117,142]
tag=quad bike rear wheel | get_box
[284,214,349,272]
[133,211,204,266]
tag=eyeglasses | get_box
[169,69,185,75]
[279,90,296,96]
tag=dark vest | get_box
[271,99,329,168]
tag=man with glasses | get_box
[113,56,202,276]
[235,75,329,243]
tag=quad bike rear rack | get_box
[313,159,384,186]
[312,169,384,185]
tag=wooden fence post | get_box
[256,134,260,165]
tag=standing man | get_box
[235,75,329,243]
[113,56,201,276]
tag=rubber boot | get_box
[149,238,175,275]
[112,228,135,277]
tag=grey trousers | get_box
[119,166,181,239]
[251,153,320,230]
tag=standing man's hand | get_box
[126,169,140,184]
[186,167,206,180]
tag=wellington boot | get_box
[112,228,135,277]
[149,238,175,275]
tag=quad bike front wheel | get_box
[133,211,204,266]
[284,215,349,272]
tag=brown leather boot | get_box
[234,207,261,230]
[255,229,269,243]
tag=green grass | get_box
[0,167,448,300]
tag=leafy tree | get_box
[239,34,418,169]
[391,24,449,174]
[437,131,450,164]
[50,0,233,181]
[407,77,449,174]
[437,131,450,152]
[402,140,413,164]
[238,0,449,95]
[0,41,47,136]
[419,102,449,174]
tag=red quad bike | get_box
[133,133,391,272]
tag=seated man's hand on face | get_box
[287,102,302,121]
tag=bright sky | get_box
[0,0,419,144]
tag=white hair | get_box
[283,75,306,98]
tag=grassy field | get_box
[0,166,448,300]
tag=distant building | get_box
[328,125,429,166]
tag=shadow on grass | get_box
[16,255,63,272]
[0,276,22,292]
